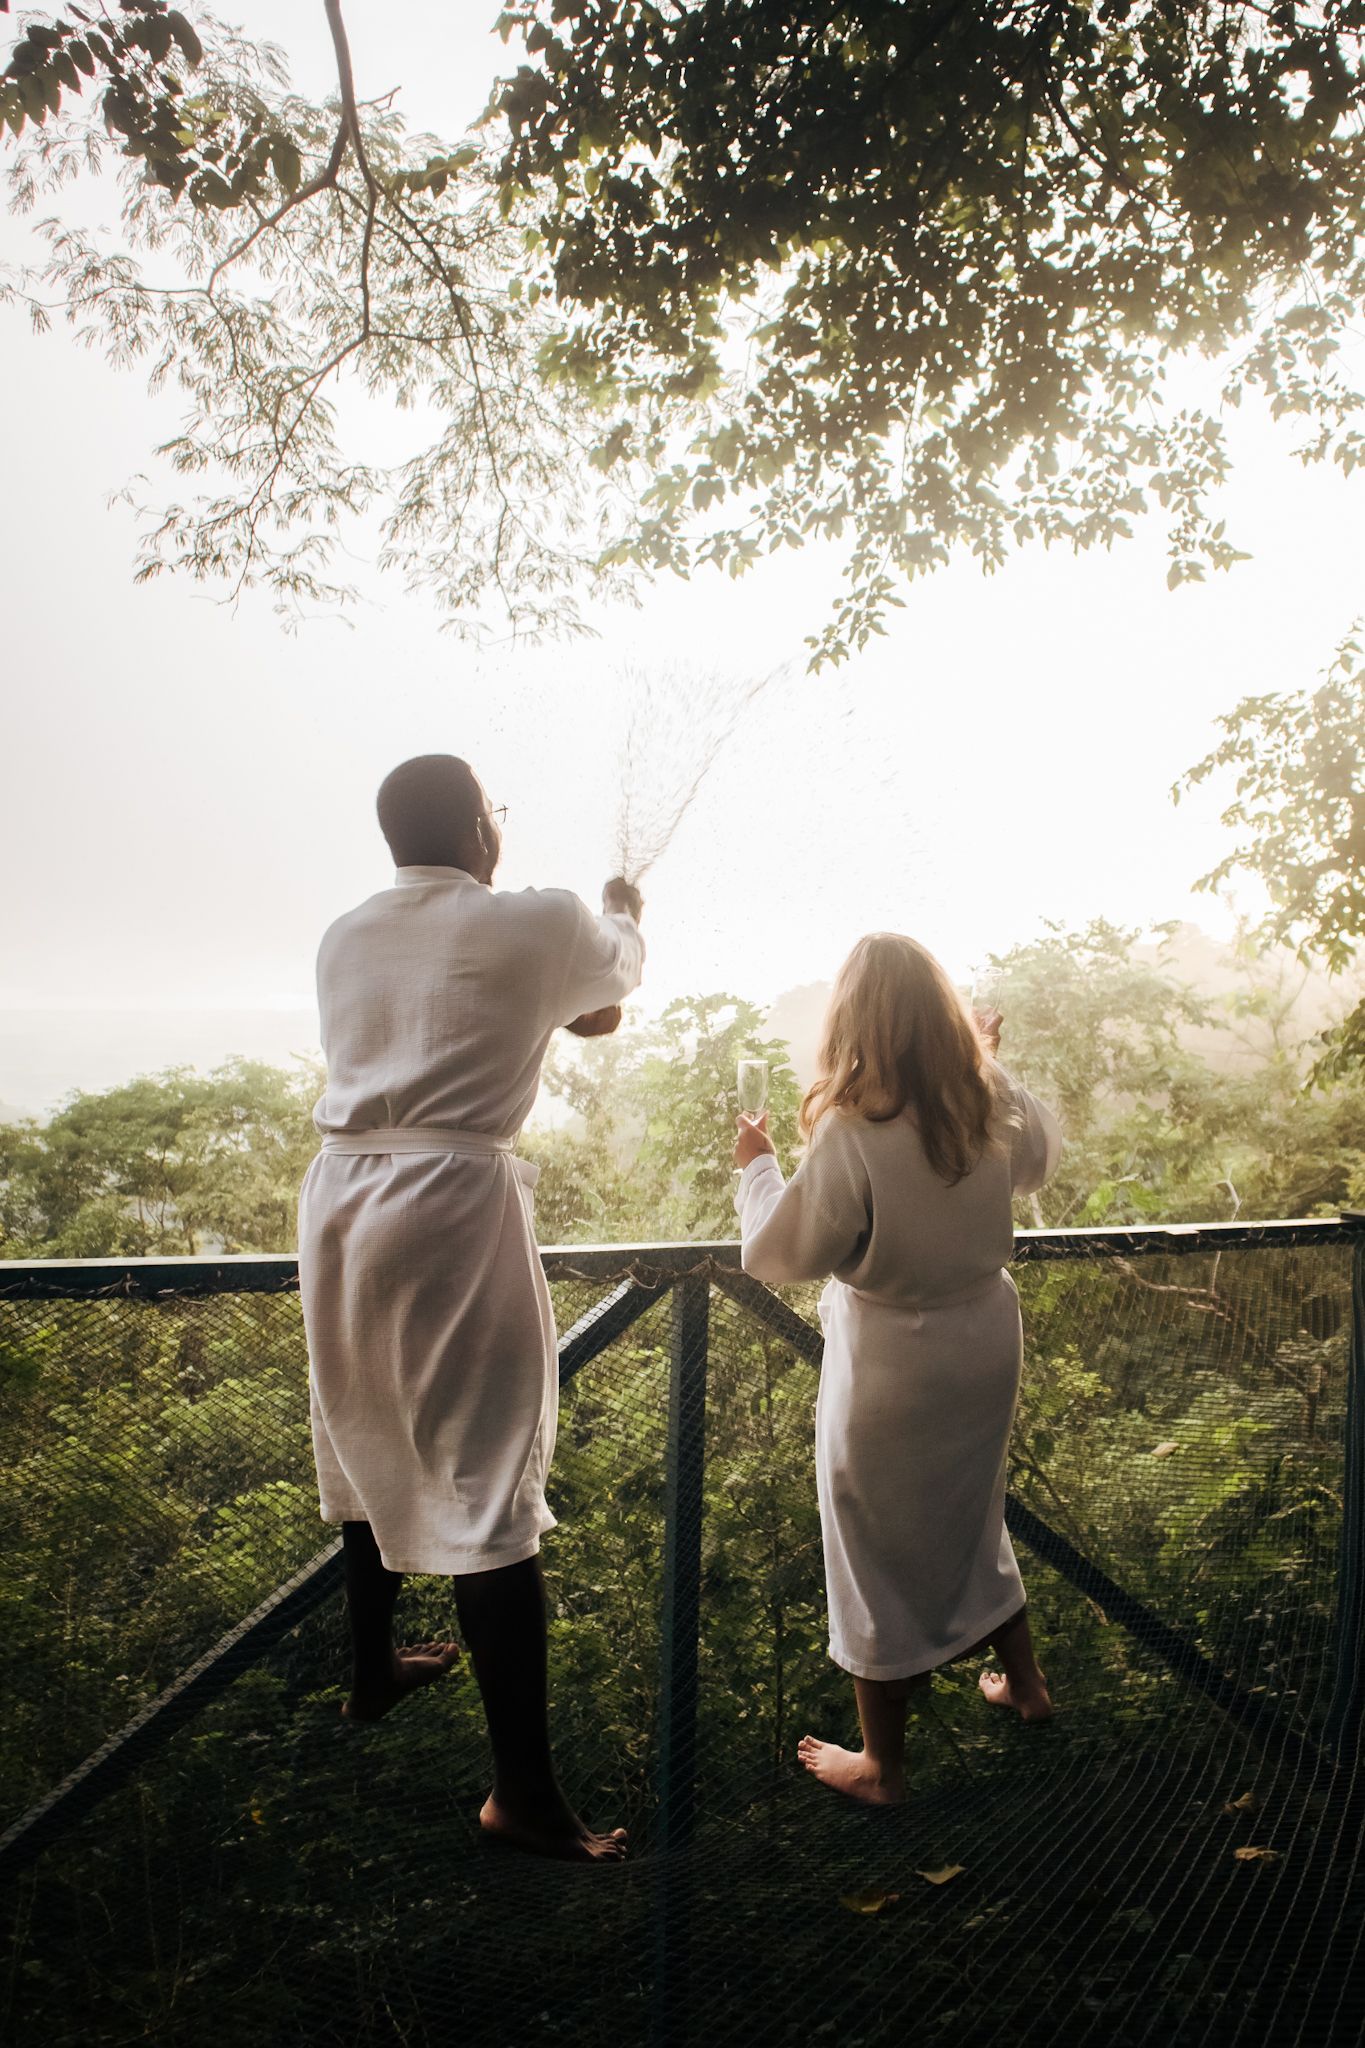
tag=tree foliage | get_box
[497,0,1365,661]
[525,993,801,1241]
[7,4,1365,656]
[1,1,629,632]
[5,925,1363,1264]
[979,918,1209,1140]
[1,3,236,198]
[987,920,1365,1223]
[1178,622,1365,1073]
[0,1057,321,1256]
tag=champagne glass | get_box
[970,967,1003,1016]
[970,968,1004,1054]
[736,1057,769,1121]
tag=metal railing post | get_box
[653,1273,709,2048]
[656,1273,709,1845]
[1326,1224,1365,1761]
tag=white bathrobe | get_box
[298,865,644,1575]
[735,1070,1061,1681]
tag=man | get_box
[299,753,644,1862]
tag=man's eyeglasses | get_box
[488,805,508,824]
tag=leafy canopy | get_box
[1178,624,1365,1074]
[985,918,1365,1222]
[1,1,629,633]
[527,993,800,1242]
[2,924,1363,1249]
[0,1058,321,1256]
[7,4,1365,658]
[496,0,1365,662]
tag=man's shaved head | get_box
[376,755,497,875]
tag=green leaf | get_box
[52,50,82,95]
[192,168,236,210]
[166,12,206,69]
[270,136,302,194]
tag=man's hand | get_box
[565,1005,624,1039]
[734,1113,776,1169]
[974,1007,1003,1056]
[603,877,644,922]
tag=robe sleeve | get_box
[553,896,646,1023]
[735,1122,871,1285]
[998,1067,1063,1195]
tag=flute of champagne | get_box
[737,1057,770,1121]
[971,968,1003,1017]
[970,969,1004,1054]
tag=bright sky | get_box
[3,2,1361,1113]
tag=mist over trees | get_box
[1179,620,1365,1074]
[4,921,1363,1259]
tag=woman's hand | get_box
[974,1007,1003,1056]
[734,1112,776,1170]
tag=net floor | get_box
[5,1558,1363,2048]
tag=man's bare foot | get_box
[342,1641,462,1722]
[478,1792,628,1863]
[978,1668,1053,1722]
[797,1735,905,1806]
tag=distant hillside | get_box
[764,982,830,1086]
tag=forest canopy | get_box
[6,3,1365,659]
[4,925,1363,1261]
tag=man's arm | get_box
[564,1004,623,1039]
[562,879,644,1035]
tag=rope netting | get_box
[1,1237,1362,2047]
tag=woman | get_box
[733,933,1061,1806]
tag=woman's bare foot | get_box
[342,1640,462,1721]
[978,1668,1053,1722]
[797,1735,905,1806]
[478,1792,628,1863]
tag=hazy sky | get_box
[3,2,1362,1112]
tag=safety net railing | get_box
[1,1220,1363,2048]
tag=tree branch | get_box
[323,0,379,200]
[205,119,350,297]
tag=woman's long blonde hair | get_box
[800,933,1001,1184]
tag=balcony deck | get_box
[2,1224,1363,2047]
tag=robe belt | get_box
[319,1127,515,1156]
[844,1269,1016,1314]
